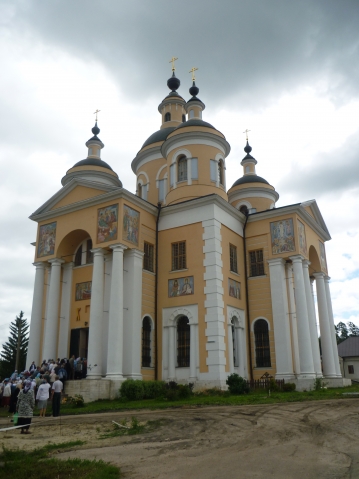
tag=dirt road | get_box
[1,399,359,478]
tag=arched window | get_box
[165,112,171,122]
[254,319,271,368]
[231,317,239,367]
[74,245,82,266]
[177,316,190,367]
[178,156,187,182]
[218,160,224,185]
[137,183,142,198]
[142,316,152,367]
[245,166,250,173]
[189,109,194,119]
[239,205,249,216]
[86,239,93,264]
[182,114,186,122]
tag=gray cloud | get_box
[4,0,359,110]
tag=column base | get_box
[105,374,124,380]
[275,373,296,380]
[189,377,197,383]
[123,373,142,380]
[86,374,102,380]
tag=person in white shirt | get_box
[51,376,63,417]
[36,378,51,417]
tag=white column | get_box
[302,261,322,376]
[187,157,192,186]
[42,258,64,360]
[285,263,301,376]
[324,277,342,377]
[57,262,74,359]
[123,249,144,379]
[290,255,315,378]
[106,244,127,380]
[87,248,105,379]
[238,327,246,378]
[268,258,294,379]
[314,273,336,377]
[168,325,176,380]
[26,262,46,369]
[42,268,51,361]
[189,322,197,380]
[227,322,234,374]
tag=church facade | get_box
[26,70,345,395]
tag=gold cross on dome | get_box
[94,109,101,122]
[169,57,178,71]
[189,67,198,81]
[243,129,251,141]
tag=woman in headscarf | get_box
[16,379,35,434]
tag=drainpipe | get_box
[154,202,162,380]
[242,212,254,380]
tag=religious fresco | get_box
[168,276,194,297]
[228,278,241,299]
[297,220,307,256]
[97,204,118,243]
[37,222,57,257]
[123,205,139,246]
[319,241,327,272]
[270,218,295,254]
[75,281,92,301]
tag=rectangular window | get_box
[158,179,165,202]
[210,159,217,182]
[348,365,354,374]
[249,250,265,277]
[143,242,154,272]
[191,158,198,179]
[172,241,186,271]
[230,244,238,273]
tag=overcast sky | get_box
[0,0,358,350]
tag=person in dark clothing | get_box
[51,376,63,417]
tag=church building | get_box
[26,66,346,398]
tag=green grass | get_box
[0,441,121,478]
[100,417,166,439]
[1,384,358,419]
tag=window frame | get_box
[172,241,186,271]
[164,112,171,122]
[348,365,354,374]
[177,316,190,367]
[141,316,152,368]
[177,156,188,182]
[143,242,154,272]
[254,319,271,368]
[229,244,238,273]
[249,249,265,277]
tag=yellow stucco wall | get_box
[51,186,108,211]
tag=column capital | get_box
[63,261,74,270]
[48,258,65,266]
[267,258,286,267]
[324,275,331,282]
[289,254,305,264]
[110,243,127,253]
[302,259,311,268]
[125,248,145,259]
[91,247,105,257]
[33,261,46,269]
[313,272,325,279]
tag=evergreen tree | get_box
[0,311,29,379]
[347,322,359,337]
[335,321,349,344]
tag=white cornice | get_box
[228,186,279,203]
[131,145,164,173]
[29,183,157,223]
[161,131,231,158]
[248,203,331,241]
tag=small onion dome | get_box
[231,175,270,187]
[167,71,180,92]
[242,140,256,162]
[91,121,100,136]
[189,80,199,97]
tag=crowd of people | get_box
[0,355,87,433]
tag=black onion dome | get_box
[141,127,175,148]
[174,119,216,131]
[167,72,180,92]
[189,81,199,97]
[92,122,100,136]
[72,158,113,171]
[231,175,269,187]
[244,141,252,154]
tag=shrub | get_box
[67,394,85,407]
[313,377,328,391]
[120,379,145,400]
[283,382,296,392]
[177,384,192,399]
[268,378,279,392]
[226,374,250,395]
[143,380,166,399]
[166,389,178,401]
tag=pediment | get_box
[300,200,330,238]
[30,178,120,217]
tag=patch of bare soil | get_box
[1,399,359,478]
